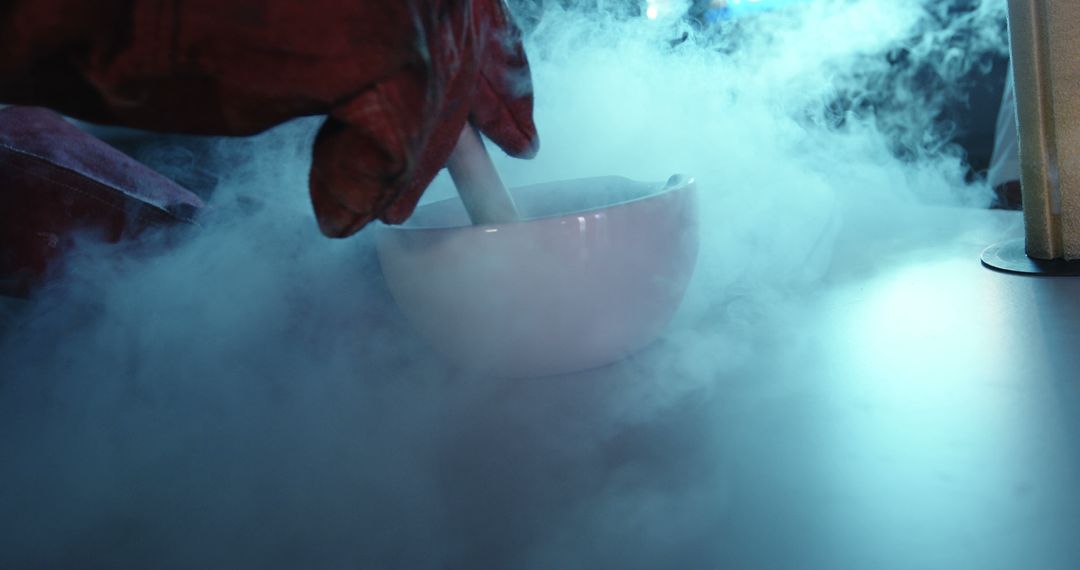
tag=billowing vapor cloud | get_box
[1,1,1007,568]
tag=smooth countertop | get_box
[2,207,1078,569]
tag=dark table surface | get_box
[2,207,1079,569]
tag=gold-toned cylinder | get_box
[1008,0,1080,260]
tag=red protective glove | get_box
[0,106,204,297]
[0,0,539,237]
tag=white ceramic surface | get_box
[376,175,699,377]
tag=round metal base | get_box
[982,238,1080,276]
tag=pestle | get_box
[446,124,521,225]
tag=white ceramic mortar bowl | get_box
[375,175,699,377]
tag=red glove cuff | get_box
[0,106,203,296]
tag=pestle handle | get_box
[446,124,520,225]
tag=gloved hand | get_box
[0,0,539,237]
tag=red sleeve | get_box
[0,0,418,135]
[0,0,133,122]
